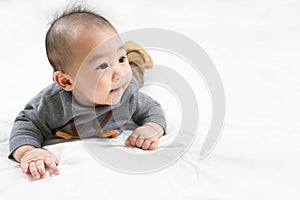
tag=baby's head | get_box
[46,5,132,106]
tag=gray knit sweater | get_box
[9,78,166,157]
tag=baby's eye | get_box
[97,63,108,70]
[119,56,126,63]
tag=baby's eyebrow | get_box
[118,45,126,52]
[88,45,125,64]
[116,45,126,54]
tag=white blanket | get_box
[1,121,300,199]
[1,0,300,199]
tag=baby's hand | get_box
[19,148,60,180]
[125,123,164,150]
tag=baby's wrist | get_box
[143,122,164,137]
[13,145,36,162]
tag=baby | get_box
[9,6,166,180]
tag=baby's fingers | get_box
[125,135,137,146]
[125,138,130,146]
[45,157,60,175]
[21,162,30,174]
[141,139,152,150]
[29,162,41,180]
[149,141,158,150]
[36,160,46,179]
[135,137,145,148]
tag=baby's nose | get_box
[111,63,128,81]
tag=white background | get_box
[0,0,299,131]
[0,0,300,198]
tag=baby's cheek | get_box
[126,68,133,80]
[96,71,111,87]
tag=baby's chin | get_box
[109,86,128,105]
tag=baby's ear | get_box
[53,71,74,91]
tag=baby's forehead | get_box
[86,40,125,64]
[70,25,121,48]
[73,27,124,64]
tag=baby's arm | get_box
[9,91,61,180]
[125,81,167,150]
[125,122,164,150]
[13,145,59,180]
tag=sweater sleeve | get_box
[130,86,167,134]
[8,91,53,159]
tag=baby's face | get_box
[68,27,132,106]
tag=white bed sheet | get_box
[1,123,300,199]
[1,0,300,199]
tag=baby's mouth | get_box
[110,85,123,94]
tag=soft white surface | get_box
[1,124,300,199]
[0,0,300,199]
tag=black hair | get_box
[45,4,116,71]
